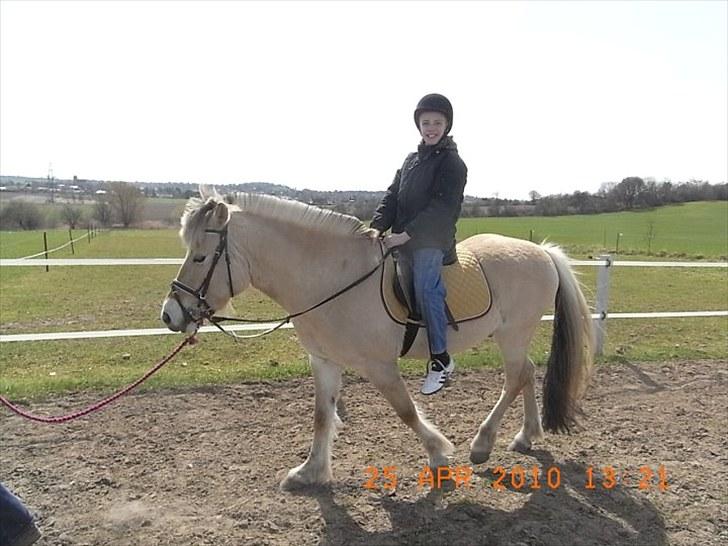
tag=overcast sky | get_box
[1,1,726,199]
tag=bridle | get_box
[170,227,235,326]
[169,225,393,340]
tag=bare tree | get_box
[569,191,593,213]
[614,177,645,209]
[0,201,44,230]
[108,182,145,227]
[92,198,113,227]
[61,204,84,229]
[644,219,657,255]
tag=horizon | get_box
[3,171,724,203]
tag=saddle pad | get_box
[381,246,492,325]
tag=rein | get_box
[203,238,393,341]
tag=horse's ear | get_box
[199,185,220,201]
[209,201,230,230]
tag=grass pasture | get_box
[0,228,94,259]
[459,201,728,259]
[1,202,726,398]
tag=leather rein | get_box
[169,226,392,340]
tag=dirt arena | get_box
[2,359,726,546]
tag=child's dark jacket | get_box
[371,136,467,261]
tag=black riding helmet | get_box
[413,93,453,135]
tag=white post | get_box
[594,254,612,356]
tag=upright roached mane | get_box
[181,192,371,249]
[163,189,594,490]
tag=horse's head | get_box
[161,191,249,334]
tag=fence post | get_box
[594,254,612,356]
[43,231,49,273]
[69,229,75,255]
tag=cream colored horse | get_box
[161,189,593,490]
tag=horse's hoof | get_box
[428,456,451,470]
[508,431,534,453]
[280,474,306,491]
[508,439,531,453]
[469,449,491,465]
[280,465,330,491]
[280,474,326,491]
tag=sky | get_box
[1,1,726,199]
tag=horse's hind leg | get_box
[469,329,542,464]
[509,357,544,452]
[281,354,342,490]
[366,361,454,469]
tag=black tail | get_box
[541,245,594,433]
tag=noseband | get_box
[170,227,235,324]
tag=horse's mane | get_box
[181,191,371,246]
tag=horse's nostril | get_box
[162,312,171,324]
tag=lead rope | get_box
[1,245,393,420]
[0,336,194,424]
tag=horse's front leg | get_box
[366,361,454,469]
[281,355,342,490]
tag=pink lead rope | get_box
[0,336,195,424]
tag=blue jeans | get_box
[0,483,36,546]
[400,248,448,355]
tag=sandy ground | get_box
[2,359,726,546]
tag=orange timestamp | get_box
[362,464,669,492]
[363,465,474,491]
[491,464,669,492]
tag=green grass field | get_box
[1,201,726,398]
[2,201,726,260]
[458,201,728,259]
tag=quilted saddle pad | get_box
[381,246,492,325]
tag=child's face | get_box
[418,111,448,145]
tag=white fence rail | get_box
[0,256,726,353]
[2,258,727,268]
[0,258,184,266]
[2,311,727,343]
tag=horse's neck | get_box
[236,218,377,313]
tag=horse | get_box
[161,188,594,490]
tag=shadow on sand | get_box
[290,450,667,546]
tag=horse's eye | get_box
[192,255,206,263]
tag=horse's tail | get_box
[541,244,594,433]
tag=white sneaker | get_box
[420,357,455,395]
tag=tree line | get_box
[461,178,727,218]
[0,182,145,230]
[1,177,725,230]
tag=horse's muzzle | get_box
[161,297,186,332]
[161,311,177,329]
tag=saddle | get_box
[380,246,492,356]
